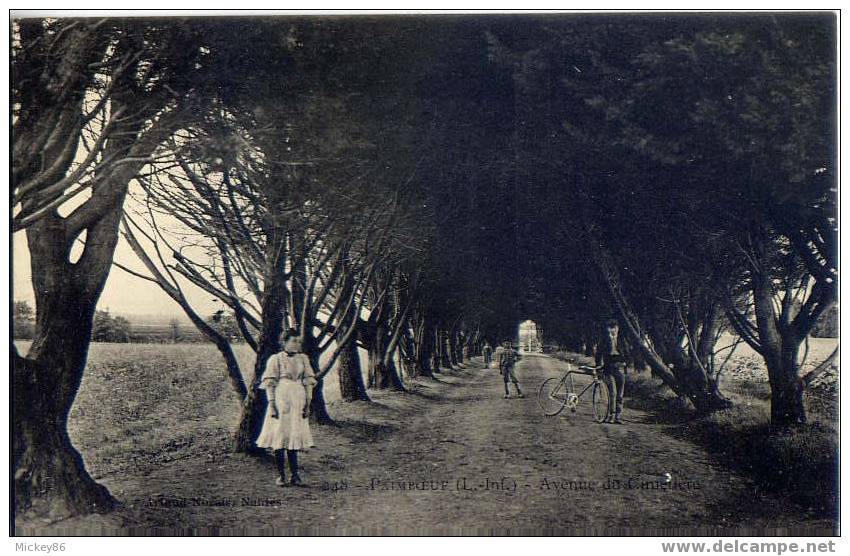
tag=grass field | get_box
[715,334,839,421]
[13,340,377,485]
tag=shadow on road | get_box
[332,419,397,443]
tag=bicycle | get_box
[537,363,611,422]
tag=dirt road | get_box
[18,354,834,535]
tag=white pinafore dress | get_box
[256,351,316,451]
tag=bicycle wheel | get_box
[592,380,611,423]
[538,376,571,416]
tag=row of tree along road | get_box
[12,15,836,518]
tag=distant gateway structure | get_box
[518,320,541,353]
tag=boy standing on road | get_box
[596,319,625,424]
[498,342,524,399]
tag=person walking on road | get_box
[595,319,626,424]
[498,341,524,399]
[483,341,493,368]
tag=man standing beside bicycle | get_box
[595,319,626,424]
[498,341,524,399]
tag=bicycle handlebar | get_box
[569,364,600,376]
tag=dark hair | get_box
[605,319,619,328]
[282,328,298,341]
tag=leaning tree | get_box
[11,16,260,516]
[560,15,837,424]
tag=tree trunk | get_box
[454,332,466,365]
[751,258,808,426]
[688,303,732,411]
[440,330,452,369]
[365,320,403,390]
[367,334,384,388]
[338,339,369,401]
[447,332,459,368]
[415,322,435,378]
[381,310,409,390]
[467,327,480,358]
[15,211,123,516]
[399,333,417,379]
[233,232,288,453]
[765,343,807,426]
[674,362,733,413]
[233,386,268,455]
[310,377,334,425]
[333,271,369,401]
[368,343,405,390]
[383,351,407,391]
[431,326,443,373]
[14,347,115,518]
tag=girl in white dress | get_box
[256,332,316,486]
